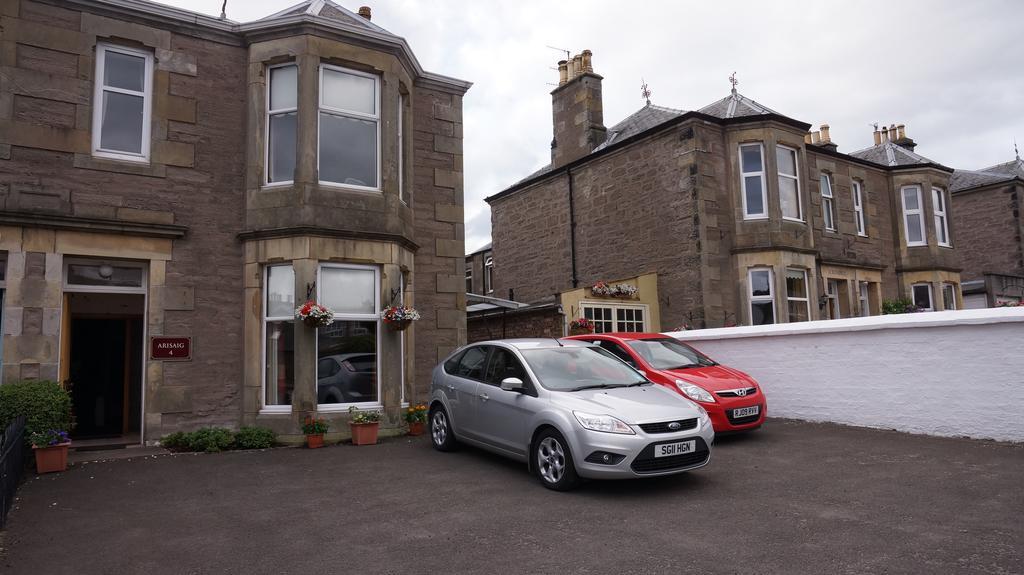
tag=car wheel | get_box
[430,405,458,452]
[533,429,580,491]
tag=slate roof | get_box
[466,242,491,256]
[593,104,685,152]
[697,90,785,120]
[254,0,396,36]
[950,157,1024,192]
[848,141,942,168]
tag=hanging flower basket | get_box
[591,281,638,299]
[568,317,594,336]
[295,301,334,328]
[381,305,420,331]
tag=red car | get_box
[563,333,766,433]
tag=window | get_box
[785,268,810,322]
[484,255,493,294]
[933,188,951,247]
[912,283,933,311]
[626,339,714,370]
[859,281,871,317]
[316,265,380,407]
[454,346,489,380]
[465,265,473,293]
[318,65,379,189]
[776,146,802,220]
[264,265,295,409]
[901,186,926,246]
[92,43,153,161]
[596,341,636,367]
[942,283,957,310]
[820,174,836,231]
[266,63,297,184]
[740,143,767,219]
[583,304,647,333]
[853,181,867,236]
[484,348,528,386]
[398,93,405,203]
[748,268,774,325]
[826,279,842,319]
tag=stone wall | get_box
[467,306,563,343]
[951,183,1024,281]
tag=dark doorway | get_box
[66,294,144,440]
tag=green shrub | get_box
[0,380,73,445]
[882,298,921,314]
[234,426,276,450]
[159,431,189,451]
[185,427,235,453]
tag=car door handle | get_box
[446,384,455,391]
[479,393,489,402]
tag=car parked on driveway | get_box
[564,333,766,433]
[429,339,714,490]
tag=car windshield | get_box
[626,339,716,370]
[521,346,647,391]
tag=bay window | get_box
[749,268,775,325]
[853,181,867,236]
[776,146,802,220]
[267,63,297,184]
[740,143,767,219]
[785,268,810,322]
[263,265,295,410]
[820,174,836,231]
[93,43,153,162]
[933,188,951,247]
[902,186,926,246]
[319,65,380,190]
[316,264,380,408]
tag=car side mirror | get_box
[500,377,526,392]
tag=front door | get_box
[68,316,143,438]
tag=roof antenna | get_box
[545,45,571,61]
[219,0,227,19]
[641,78,652,106]
[729,71,738,95]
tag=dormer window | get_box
[319,65,380,190]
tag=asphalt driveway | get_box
[2,419,1021,575]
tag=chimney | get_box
[811,131,821,144]
[887,125,898,142]
[804,133,813,145]
[819,124,831,143]
[357,6,371,20]
[873,127,881,146]
[550,49,606,169]
[893,123,917,151]
[880,125,889,143]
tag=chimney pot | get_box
[897,124,906,140]
[557,60,568,86]
[805,133,813,145]
[357,6,371,19]
[880,126,889,143]
[572,54,583,79]
[820,124,831,143]
[811,131,821,144]
[581,49,593,73]
[873,128,881,146]
[888,125,898,142]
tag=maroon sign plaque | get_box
[150,336,192,361]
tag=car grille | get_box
[630,437,710,474]
[716,387,757,398]
[726,404,763,425]
[638,418,698,434]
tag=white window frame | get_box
[92,43,153,163]
[261,264,295,414]
[853,180,867,237]
[748,267,775,325]
[933,187,951,247]
[912,282,933,311]
[315,263,382,411]
[739,143,768,220]
[265,62,297,186]
[859,281,871,317]
[777,145,803,222]
[942,283,957,310]
[826,279,842,320]
[785,268,810,322]
[398,92,406,204]
[63,257,148,294]
[820,173,836,231]
[317,64,381,192]
[901,185,927,247]
[484,255,494,294]
[581,302,648,333]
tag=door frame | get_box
[60,257,149,445]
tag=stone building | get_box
[948,154,1024,307]
[483,52,963,334]
[0,0,469,444]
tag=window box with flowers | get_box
[591,281,638,299]
[30,430,71,474]
[404,403,428,436]
[381,305,420,331]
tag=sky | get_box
[162,0,1024,254]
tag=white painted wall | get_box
[666,308,1024,442]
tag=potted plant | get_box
[349,406,381,445]
[381,305,421,331]
[301,417,328,449]
[568,317,595,336]
[295,301,334,328]
[30,429,71,474]
[404,403,428,436]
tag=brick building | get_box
[0,0,469,443]
[949,154,1024,307]
[483,52,963,334]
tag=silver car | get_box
[429,339,714,490]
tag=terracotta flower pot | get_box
[407,421,425,436]
[306,434,324,449]
[33,442,71,474]
[350,422,379,445]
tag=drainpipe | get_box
[568,168,579,288]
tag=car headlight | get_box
[675,380,715,403]
[573,411,635,435]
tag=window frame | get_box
[92,43,154,163]
[820,173,836,231]
[901,185,927,247]
[261,264,295,414]
[63,257,148,294]
[465,264,473,293]
[739,143,768,220]
[785,268,810,323]
[317,64,382,192]
[398,92,406,204]
[776,145,803,222]
[942,283,957,310]
[932,187,951,247]
[748,267,775,325]
[912,283,933,311]
[859,281,871,317]
[853,180,867,237]
[315,262,382,411]
[265,62,298,187]
[484,255,494,294]
[581,302,648,333]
